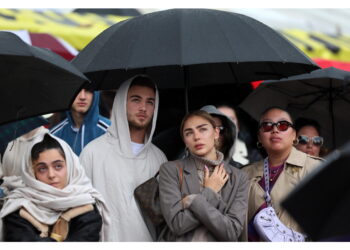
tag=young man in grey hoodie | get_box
[80,75,167,241]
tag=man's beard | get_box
[128,119,151,130]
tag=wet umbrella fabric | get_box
[281,141,350,241]
[240,67,350,149]
[72,8,319,91]
[0,31,88,125]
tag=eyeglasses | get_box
[259,120,294,133]
[298,135,324,147]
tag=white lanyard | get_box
[263,157,272,206]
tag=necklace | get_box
[268,164,284,182]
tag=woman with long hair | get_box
[159,110,249,241]
[242,107,323,241]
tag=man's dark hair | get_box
[295,117,322,135]
[31,134,66,162]
[129,75,156,92]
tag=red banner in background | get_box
[313,58,350,72]
[251,58,350,89]
[6,30,78,61]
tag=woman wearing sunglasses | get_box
[241,107,323,241]
[159,110,249,241]
[295,117,327,157]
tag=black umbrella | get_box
[0,31,88,125]
[281,141,350,241]
[72,8,319,94]
[240,67,350,149]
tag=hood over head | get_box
[66,90,101,126]
[107,75,159,157]
[0,132,110,240]
[200,105,237,163]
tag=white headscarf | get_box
[0,133,111,241]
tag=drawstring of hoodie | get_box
[72,124,85,154]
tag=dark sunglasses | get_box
[298,135,324,147]
[259,120,294,132]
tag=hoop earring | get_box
[256,141,263,149]
[293,138,299,146]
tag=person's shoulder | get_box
[306,153,324,161]
[50,118,70,135]
[160,159,185,172]
[97,116,111,126]
[240,160,264,177]
[149,143,168,160]
[304,153,324,170]
[161,159,179,167]
[226,162,248,179]
[290,147,324,166]
[81,134,108,154]
[241,160,263,171]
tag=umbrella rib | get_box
[289,93,325,110]
[337,92,350,104]
[268,84,324,99]
[233,12,290,64]
[209,12,238,62]
[208,13,241,82]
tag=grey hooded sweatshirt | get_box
[80,75,167,241]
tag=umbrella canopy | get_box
[72,8,319,91]
[240,67,350,149]
[281,141,350,241]
[0,31,88,125]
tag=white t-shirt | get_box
[131,141,144,156]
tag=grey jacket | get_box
[159,155,249,241]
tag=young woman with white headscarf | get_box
[0,133,110,241]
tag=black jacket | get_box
[2,206,102,242]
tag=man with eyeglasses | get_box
[294,118,326,157]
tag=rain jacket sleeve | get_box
[2,207,102,242]
[2,210,55,242]
[159,162,201,235]
[64,205,102,242]
[188,170,249,241]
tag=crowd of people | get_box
[0,74,329,242]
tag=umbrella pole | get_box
[329,80,336,148]
[184,67,189,114]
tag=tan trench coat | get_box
[241,147,323,241]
